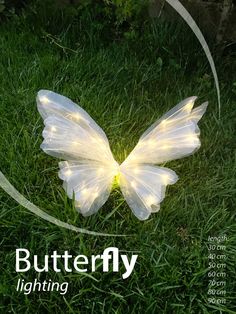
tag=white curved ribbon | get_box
[166,0,221,115]
[0,171,123,236]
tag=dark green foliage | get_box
[1,0,149,41]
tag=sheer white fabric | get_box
[37,90,207,220]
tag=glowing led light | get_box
[73,113,80,121]
[185,102,194,112]
[146,195,156,207]
[41,96,50,104]
[65,169,72,176]
[187,134,197,142]
[91,137,98,143]
[51,126,57,132]
[161,144,170,150]
[82,188,88,195]
[189,134,196,139]
[97,167,104,174]
[131,181,137,188]
[93,191,99,198]
[96,137,104,144]
[160,119,169,128]
[147,140,156,147]
[161,174,170,185]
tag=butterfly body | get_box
[37,90,207,220]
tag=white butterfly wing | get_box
[119,165,178,220]
[120,97,207,220]
[37,90,115,163]
[37,90,118,215]
[123,97,208,165]
[59,160,117,216]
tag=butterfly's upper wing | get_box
[123,97,208,165]
[37,90,114,163]
[120,97,207,220]
[37,90,117,215]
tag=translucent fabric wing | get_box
[119,164,178,220]
[37,90,115,163]
[37,90,118,215]
[119,96,207,219]
[59,160,117,216]
[123,97,208,166]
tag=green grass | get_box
[0,8,236,314]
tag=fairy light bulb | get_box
[161,144,170,150]
[147,140,156,147]
[91,137,98,143]
[187,134,197,143]
[51,126,57,132]
[41,96,50,104]
[97,167,104,174]
[82,188,88,195]
[185,102,194,112]
[161,174,170,185]
[160,119,168,128]
[146,195,156,207]
[131,181,137,188]
[65,169,72,177]
[134,168,141,174]
[73,113,80,121]
[93,191,99,198]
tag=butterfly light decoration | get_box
[37,90,207,220]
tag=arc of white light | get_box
[0,171,124,237]
[165,0,221,116]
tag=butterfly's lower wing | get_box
[124,97,208,165]
[119,164,178,220]
[37,90,118,215]
[59,160,116,216]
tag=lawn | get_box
[0,5,235,314]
